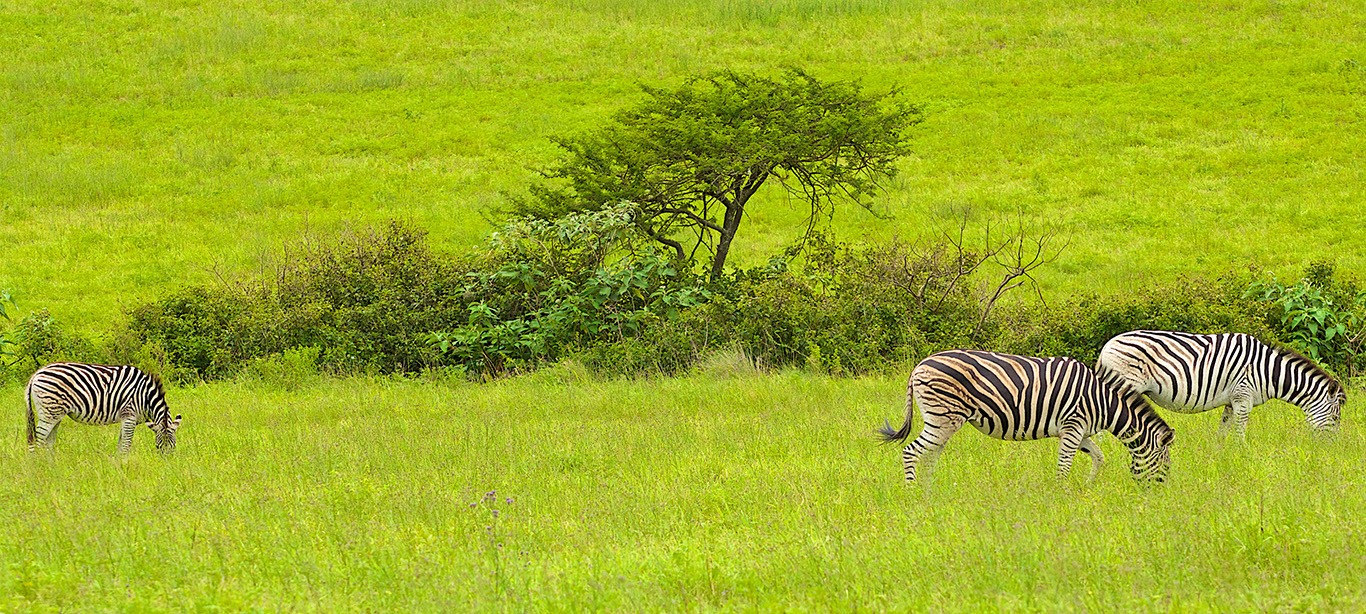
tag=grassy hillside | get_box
[3,0,1366,329]
[4,365,1363,612]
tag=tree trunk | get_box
[710,197,748,280]
[710,224,737,281]
[708,173,766,280]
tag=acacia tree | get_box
[515,68,923,280]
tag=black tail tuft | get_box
[879,375,920,444]
[876,420,912,444]
[25,383,36,448]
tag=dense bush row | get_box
[3,216,1363,386]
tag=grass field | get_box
[4,0,1366,327]
[3,361,1364,612]
[6,1,1366,611]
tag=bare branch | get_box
[970,214,1066,342]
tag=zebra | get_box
[878,350,1174,483]
[26,363,182,454]
[1095,330,1346,436]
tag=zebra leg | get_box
[1218,405,1234,434]
[1229,400,1253,439]
[31,414,64,451]
[1079,437,1105,483]
[1056,425,1086,480]
[900,418,964,483]
[118,416,139,454]
[1228,385,1255,439]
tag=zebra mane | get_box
[1270,342,1346,396]
[128,365,167,399]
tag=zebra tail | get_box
[25,380,36,447]
[876,379,918,444]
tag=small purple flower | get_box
[506,497,514,504]
[492,509,499,518]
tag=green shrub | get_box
[115,216,1348,384]
[125,222,467,380]
[1244,259,1366,375]
[239,346,323,391]
[5,309,100,378]
[999,271,1277,365]
[426,204,712,375]
[690,234,984,375]
[0,289,16,370]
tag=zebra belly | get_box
[65,412,122,426]
[1146,389,1230,413]
[60,402,132,426]
[968,412,1059,441]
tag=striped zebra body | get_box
[25,363,182,453]
[1095,331,1345,435]
[878,350,1173,483]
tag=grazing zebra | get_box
[878,350,1174,483]
[1095,330,1346,436]
[26,363,182,453]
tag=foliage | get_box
[125,222,467,381]
[1244,260,1366,374]
[0,290,16,368]
[1001,272,1277,366]
[239,346,323,391]
[114,213,1334,383]
[608,232,988,376]
[426,204,712,374]
[4,309,99,379]
[122,210,714,381]
[514,67,922,279]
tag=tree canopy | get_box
[515,68,923,279]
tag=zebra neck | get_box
[1106,392,1148,441]
[1264,350,1320,408]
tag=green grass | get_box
[5,2,1366,610]
[3,364,1364,612]
[4,0,1366,328]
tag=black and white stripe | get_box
[26,363,182,453]
[1095,331,1345,435]
[878,350,1174,483]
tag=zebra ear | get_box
[170,414,183,432]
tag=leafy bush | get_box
[426,203,712,375]
[126,222,467,381]
[1000,271,1276,366]
[5,309,100,377]
[1244,260,1366,374]
[113,214,1351,384]
[239,346,323,391]
[0,290,18,370]
[610,233,986,376]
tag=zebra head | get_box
[141,372,181,453]
[1121,408,1174,483]
[150,414,183,452]
[1304,385,1346,433]
[1274,344,1346,433]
